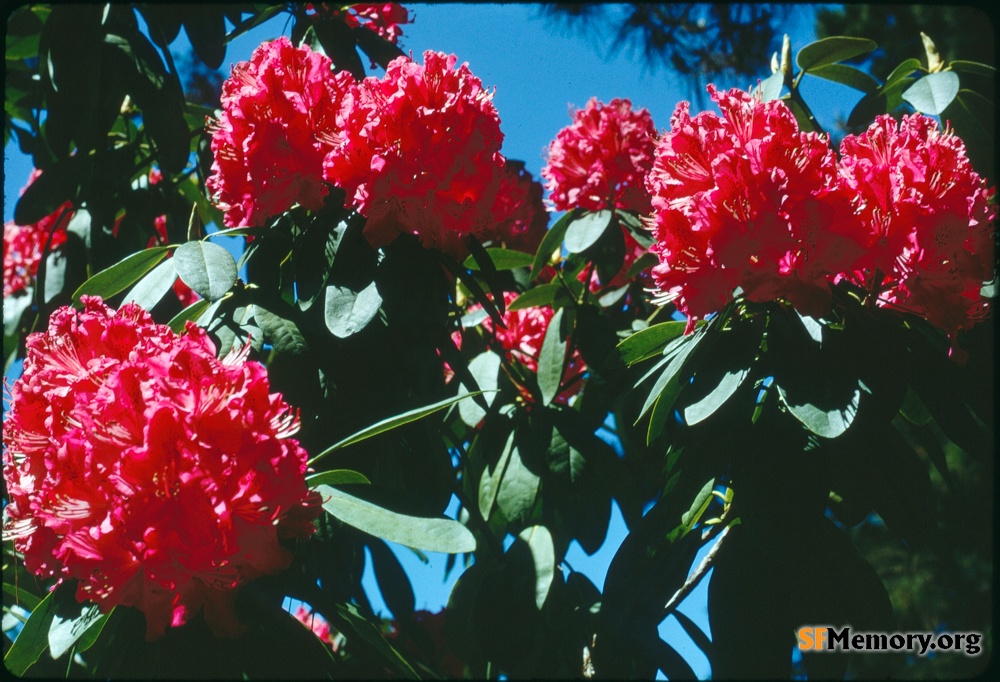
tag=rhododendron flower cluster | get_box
[837,114,995,336]
[489,161,549,255]
[207,37,356,228]
[646,85,868,328]
[455,292,586,404]
[322,50,507,258]
[2,298,317,640]
[542,97,657,214]
[3,170,70,297]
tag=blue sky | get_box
[4,5,863,677]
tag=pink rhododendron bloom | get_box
[454,292,586,404]
[837,114,995,337]
[322,50,505,258]
[3,170,71,297]
[646,85,861,330]
[207,37,357,227]
[489,160,549,255]
[542,97,657,214]
[2,298,317,640]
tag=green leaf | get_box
[530,209,577,280]
[949,59,996,78]
[479,429,515,521]
[564,209,614,253]
[252,304,307,356]
[683,366,751,425]
[618,321,687,366]
[167,298,213,333]
[324,282,382,338]
[174,241,238,301]
[2,583,41,612]
[205,226,265,239]
[517,525,555,610]
[308,392,488,466]
[636,332,700,423]
[796,36,877,72]
[777,382,861,438]
[537,307,567,405]
[508,283,560,311]
[317,484,476,554]
[72,246,173,303]
[122,257,178,310]
[223,5,284,44]
[48,596,107,660]
[3,589,56,676]
[680,478,715,529]
[756,71,784,101]
[808,63,879,93]
[463,248,534,271]
[306,469,371,488]
[903,71,960,115]
[496,446,540,524]
[459,351,501,427]
[625,252,658,281]
[883,58,923,90]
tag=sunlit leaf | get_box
[517,525,555,609]
[530,209,577,280]
[808,63,879,93]
[122,257,178,310]
[459,351,501,427]
[324,282,382,338]
[174,241,238,301]
[72,246,173,303]
[537,307,566,405]
[463,248,534,271]
[306,469,371,488]
[496,446,541,524]
[796,36,877,72]
[3,589,56,676]
[777,383,860,438]
[564,209,613,253]
[903,71,960,115]
[167,298,212,333]
[317,484,476,554]
[617,321,687,366]
[508,283,560,311]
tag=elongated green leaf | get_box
[317,485,476,553]
[537,307,566,405]
[564,209,613,253]
[205,226,265,239]
[122,257,178,310]
[796,36,877,72]
[2,583,41,611]
[777,383,861,438]
[71,246,173,303]
[308,391,489,466]
[809,63,879,93]
[174,241,238,301]
[48,598,106,659]
[508,283,560,311]
[3,589,56,676]
[223,4,283,44]
[683,366,752,425]
[463,248,534,271]
[618,321,687,366]
[167,298,212,333]
[518,525,555,610]
[949,60,996,77]
[496,446,540,524]
[903,71,960,115]
[479,429,515,520]
[625,252,658,281]
[306,469,371,488]
[530,209,577,280]
[324,282,382,338]
[883,58,922,90]
[637,331,701,422]
[459,351,501,427]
